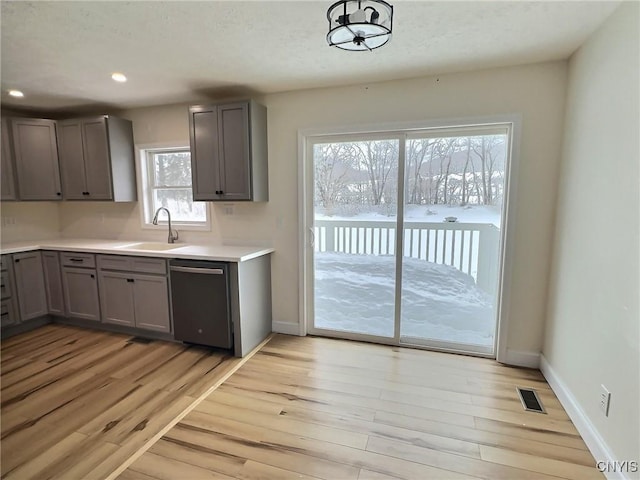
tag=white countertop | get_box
[0,238,274,262]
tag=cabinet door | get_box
[42,251,65,315]
[190,106,221,200]
[82,117,113,200]
[218,103,251,201]
[62,267,100,321]
[1,117,17,200]
[13,251,48,321]
[11,118,62,200]
[133,274,171,333]
[1,300,18,328]
[57,119,87,199]
[98,271,135,327]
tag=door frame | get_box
[298,114,522,362]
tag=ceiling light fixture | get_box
[111,72,127,83]
[327,0,393,51]
[8,89,24,98]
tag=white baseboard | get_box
[503,349,540,368]
[272,321,303,336]
[540,355,630,480]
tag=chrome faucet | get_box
[152,207,179,243]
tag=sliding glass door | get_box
[399,131,506,355]
[311,136,400,341]
[307,125,510,356]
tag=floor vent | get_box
[128,336,153,344]
[517,387,546,414]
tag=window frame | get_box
[137,143,211,231]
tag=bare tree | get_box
[355,140,398,205]
[406,138,436,205]
[314,143,355,209]
[471,135,506,205]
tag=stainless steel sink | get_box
[116,242,184,251]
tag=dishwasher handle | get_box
[170,266,224,275]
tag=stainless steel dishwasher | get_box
[169,259,232,349]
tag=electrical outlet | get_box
[223,205,234,216]
[600,385,611,416]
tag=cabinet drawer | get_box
[61,252,96,268]
[97,255,166,275]
[1,270,11,299]
[1,300,18,328]
[132,257,167,275]
[97,255,134,272]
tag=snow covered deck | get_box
[314,252,495,346]
[313,217,500,348]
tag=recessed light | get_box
[8,89,24,98]
[111,73,127,83]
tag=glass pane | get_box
[313,139,399,338]
[153,188,206,222]
[400,134,506,352]
[152,151,192,187]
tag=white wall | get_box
[0,202,60,243]
[543,1,639,469]
[55,61,568,358]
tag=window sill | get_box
[141,222,211,233]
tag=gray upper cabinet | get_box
[1,117,18,201]
[57,116,137,201]
[13,251,48,321]
[11,118,62,200]
[189,100,268,202]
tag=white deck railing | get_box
[313,219,500,294]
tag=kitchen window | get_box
[139,145,210,230]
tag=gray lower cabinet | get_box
[12,251,48,321]
[1,255,19,328]
[57,116,136,201]
[1,117,17,201]
[132,275,171,332]
[97,255,171,333]
[42,251,65,315]
[98,272,135,327]
[61,253,100,321]
[10,118,62,200]
[189,100,268,202]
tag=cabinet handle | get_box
[1,312,8,317]
[56,192,61,196]
[14,259,20,263]
[127,278,134,283]
[170,266,224,275]
[69,258,84,262]
[90,274,95,279]
[82,192,90,195]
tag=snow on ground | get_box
[316,204,502,227]
[314,252,495,346]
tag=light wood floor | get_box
[119,334,602,480]
[0,324,242,479]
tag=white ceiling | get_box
[1,1,620,112]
